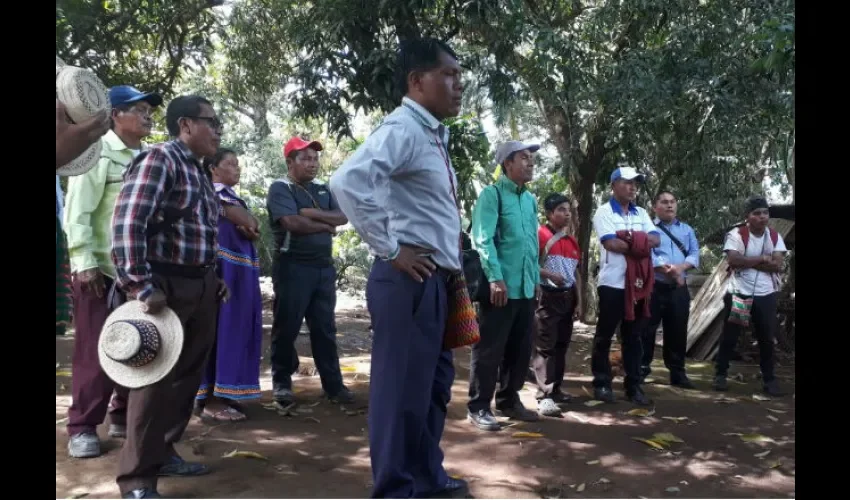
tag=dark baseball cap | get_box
[109,85,163,108]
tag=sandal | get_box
[201,406,247,423]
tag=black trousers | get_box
[468,298,535,412]
[530,288,576,398]
[715,292,777,383]
[271,257,344,396]
[640,282,691,381]
[592,286,648,393]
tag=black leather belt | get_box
[149,261,215,279]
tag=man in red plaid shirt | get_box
[110,95,230,499]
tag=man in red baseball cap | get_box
[266,136,353,406]
[283,136,323,158]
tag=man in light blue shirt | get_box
[640,190,700,388]
[329,38,468,499]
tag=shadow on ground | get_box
[56,309,795,499]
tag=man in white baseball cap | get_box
[493,140,541,175]
[467,139,542,431]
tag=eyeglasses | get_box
[184,116,223,130]
[120,106,153,118]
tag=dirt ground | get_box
[56,298,795,499]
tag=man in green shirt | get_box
[63,85,162,458]
[467,140,542,431]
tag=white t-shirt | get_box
[592,199,659,289]
[724,227,787,296]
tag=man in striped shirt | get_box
[111,95,229,499]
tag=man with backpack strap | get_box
[713,196,786,397]
[467,140,542,431]
[531,193,584,417]
[640,190,700,389]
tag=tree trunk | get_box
[570,167,596,322]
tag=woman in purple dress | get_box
[196,148,264,422]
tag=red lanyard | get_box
[432,131,463,251]
[433,132,458,208]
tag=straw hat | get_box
[55,62,110,177]
[98,301,184,389]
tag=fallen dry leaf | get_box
[633,437,667,450]
[752,393,772,402]
[766,415,779,422]
[341,366,357,372]
[767,408,787,414]
[56,370,72,377]
[662,416,689,423]
[582,386,592,397]
[222,449,269,461]
[626,408,656,417]
[740,433,775,444]
[754,450,771,458]
[666,486,680,493]
[304,417,321,423]
[768,460,782,469]
[584,400,605,407]
[652,432,684,444]
[714,396,739,404]
[512,432,544,439]
[586,460,600,465]
[576,483,586,492]
[69,493,89,499]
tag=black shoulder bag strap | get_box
[657,223,688,256]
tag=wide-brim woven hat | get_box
[56,62,110,177]
[98,301,184,389]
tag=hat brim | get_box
[57,139,102,177]
[295,140,324,152]
[122,92,163,108]
[615,174,646,183]
[56,66,111,124]
[98,301,184,389]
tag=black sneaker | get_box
[122,489,162,499]
[763,380,785,397]
[467,409,501,431]
[428,477,470,498]
[712,376,728,392]
[328,386,355,404]
[551,391,574,404]
[496,403,540,422]
[671,377,696,389]
[273,386,295,406]
[594,387,616,403]
[626,388,653,406]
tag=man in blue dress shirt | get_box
[640,190,700,388]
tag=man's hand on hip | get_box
[390,245,436,283]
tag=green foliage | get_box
[332,229,372,294]
[447,115,493,215]
[56,0,222,97]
